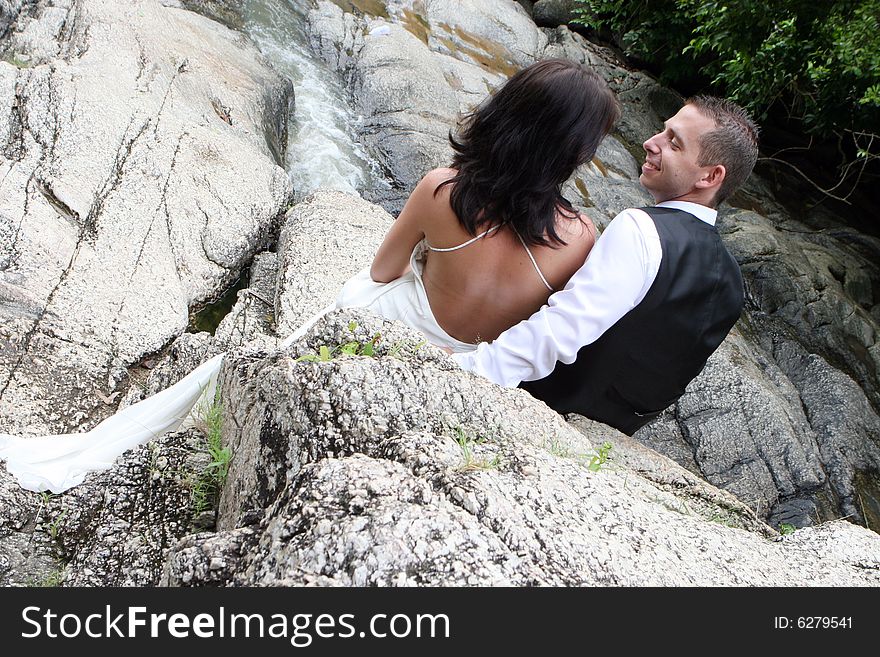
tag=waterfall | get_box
[242,0,388,199]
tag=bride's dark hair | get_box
[436,58,619,247]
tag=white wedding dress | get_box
[0,239,484,493]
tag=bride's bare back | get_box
[371,168,596,344]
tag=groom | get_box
[453,95,759,436]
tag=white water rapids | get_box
[242,0,388,199]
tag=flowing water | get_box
[189,0,388,333]
[242,0,388,199]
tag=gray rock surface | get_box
[0,465,59,586]
[0,426,211,586]
[532,0,576,27]
[541,25,683,159]
[119,331,222,408]
[214,251,280,352]
[178,0,245,30]
[51,428,210,586]
[275,189,393,337]
[0,0,292,436]
[159,310,880,586]
[0,1,25,40]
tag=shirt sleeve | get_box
[452,209,661,387]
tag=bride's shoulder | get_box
[555,209,597,250]
[418,168,458,195]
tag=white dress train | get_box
[0,242,476,493]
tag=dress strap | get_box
[425,224,501,252]
[513,229,554,292]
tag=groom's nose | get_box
[643,133,661,153]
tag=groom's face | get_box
[639,104,718,203]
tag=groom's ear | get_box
[695,164,726,191]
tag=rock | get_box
[516,0,534,16]
[532,0,576,28]
[160,310,880,586]
[214,251,280,352]
[540,26,683,158]
[119,331,222,408]
[0,466,60,586]
[0,0,292,436]
[49,428,213,586]
[636,329,828,523]
[274,189,393,338]
[0,424,214,586]
[567,415,774,536]
[178,0,244,30]
[0,0,26,40]
[306,0,546,210]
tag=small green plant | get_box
[296,321,382,362]
[587,441,613,472]
[547,438,574,459]
[47,509,67,541]
[28,569,65,588]
[709,509,740,527]
[190,387,232,517]
[779,523,796,535]
[452,426,502,472]
[387,338,426,359]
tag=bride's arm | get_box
[370,170,448,282]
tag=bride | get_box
[0,59,619,493]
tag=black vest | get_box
[520,207,743,435]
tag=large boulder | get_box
[0,0,292,436]
[1,426,212,586]
[159,309,880,586]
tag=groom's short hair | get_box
[687,95,759,205]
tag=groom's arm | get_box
[452,209,662,387]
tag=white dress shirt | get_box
[452,201,718,387]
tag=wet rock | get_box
[178,0,244,30]
[306,0,545,210]
[533,0,576,28]
[0,0,292,437]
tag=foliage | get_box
[451,426,503,472]
[191,387,232,517]
[296,321,425,362]
[27,570,66,588]
[296,321,382,362]
[573,0,880,195]
[778,523,796,535]
[587,441,613,472]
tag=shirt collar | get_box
[656,201,717,226]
